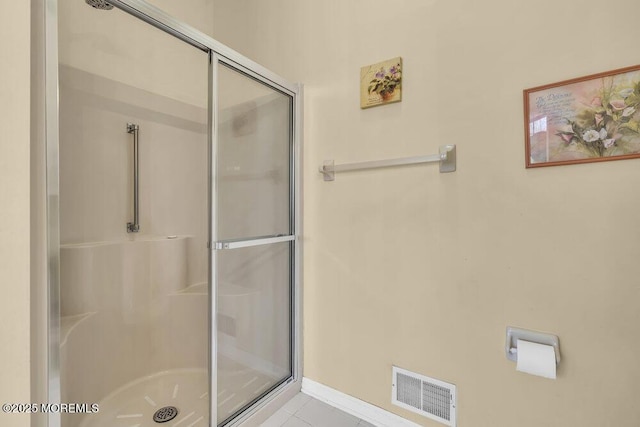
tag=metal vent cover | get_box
[153,406,178,423]
[392,366,456,426]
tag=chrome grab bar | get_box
[126,123,140,233]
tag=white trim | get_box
[301,378,421,427]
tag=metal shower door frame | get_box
[210,53,301,427]
[43,1,303,426]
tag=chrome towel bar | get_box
[319,144,456,181]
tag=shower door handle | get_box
[127,123,140,233]
[214,234,295,250]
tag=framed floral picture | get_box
[524,65,640,168]
[360,57,402,109]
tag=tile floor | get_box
[260,393,375,427]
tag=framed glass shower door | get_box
[212,59,296,426]
[47,1,300,427]
[56,2,210,426]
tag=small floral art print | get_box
[524,65,640,167]
[360,57,402,109]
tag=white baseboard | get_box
[301,377,421,427]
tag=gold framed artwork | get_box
[524,65,640,168]
[360,57,402,109]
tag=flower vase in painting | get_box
[525,66,640,167]
[360,57,402,109]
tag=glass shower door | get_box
[52,2,300,427]
[57,3,210,427]
[214,62,295,425]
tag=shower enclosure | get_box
[45,1,301,426]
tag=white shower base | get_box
[77,369,207,427]
[76,356,282,427]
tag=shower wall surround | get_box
[58,65,209,278]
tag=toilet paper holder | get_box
[505,326,561,365]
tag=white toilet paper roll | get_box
[516,339,557,379]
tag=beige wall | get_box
[212,1,640,426]
[0,2,31,427]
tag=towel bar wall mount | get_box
[319,144,456,181]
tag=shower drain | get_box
[153,406,179,423]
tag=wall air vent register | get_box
[392,366,456,426]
